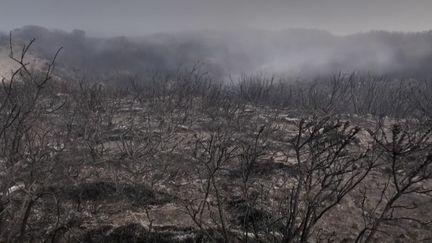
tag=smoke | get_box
[4,26,432,80]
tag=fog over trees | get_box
[1,23,432,242]
[3,25,432,79]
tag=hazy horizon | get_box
[3,25,432,80]
[3,25,432,39]
[1,0,432,80]
[1,0,432,37]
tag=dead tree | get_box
[355,120,432,242]
[183,130,239,242]
[0,34,63,242]
[273,116,375,242]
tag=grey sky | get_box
[0,0,431,36]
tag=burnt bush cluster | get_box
[1,39,432,243]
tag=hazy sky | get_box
[1,0,431,36]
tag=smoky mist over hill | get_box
[4,1,432,241]
[3,25,432,79]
